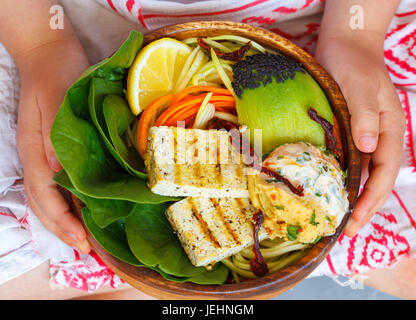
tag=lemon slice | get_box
[127,38,192,115]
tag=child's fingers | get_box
[21,144,91,253]
[17,98,90,254]
[342,76,380,153]
[25,178,91,254]
[344,89,405,237]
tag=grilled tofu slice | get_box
[166,197,268,267]
[145,126,249,198]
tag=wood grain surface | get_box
[70,21,361,300]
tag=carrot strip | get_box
[155,100,201,126]
[156,95,234,126]
[212,101,236,108]
[172,85,232,103]
[164,104,200,126]
[137,94,175,157]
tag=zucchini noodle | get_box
[207,35,266,53]
[210,48,234,94]
[221,238,311,281]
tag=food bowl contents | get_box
[51,30,349,286]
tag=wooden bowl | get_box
[70,21,361,299]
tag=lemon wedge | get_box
[127,38,192,115]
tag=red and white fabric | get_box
[0,0,415,293]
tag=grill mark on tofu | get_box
[216,134,221,165]
[172,128,178,164]
[193,163,201,185]
[172,131,183,185]
[210,198,241,245]
[236,165,244,184]
[215,164,223,188]
[189,198,221,249]
[235,198,255,232]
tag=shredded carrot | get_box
[136,86,238,153]
[211,101,236,108]
[165,104,200,126]
[137,94,175,157]
[155,95,234,126]
[172,85,232,103]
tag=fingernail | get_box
[77,239,91,254]
[48,156,62,172]
[359,135,377,153]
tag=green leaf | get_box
[54,170,134,228]
[96,66,125,81]
[125,203,205,278]
[103,94,145,173]
[187,263,229,285]
[88,78,146,178]
[82,206,143,266]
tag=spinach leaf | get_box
[96,66,125,81]
[54,170,135,228]
[125,203,205,278]
[103,94,145,173]
[88,78,145,178]
[82,206,143,266]
[187,263,229,285]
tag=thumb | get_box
[342,79,380,153]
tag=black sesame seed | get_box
[231,53,306,98]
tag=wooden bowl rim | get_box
[71,21,361,299]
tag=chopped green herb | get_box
[312,236,322,244]
[322,165,329,172]
[276,168,282,174]
[315,191,322,197]
[287,224,301,241]
[325,215,332,222]
[309,210,319,226]
[303,152,311,161]
[277,155,284,160]
[274,205,285,210]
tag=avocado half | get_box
[232,52,333,155]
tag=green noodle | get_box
[222,239,311,280]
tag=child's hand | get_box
[16,38,92,254]
[315,35,405,237]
